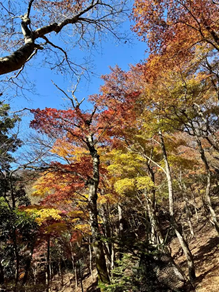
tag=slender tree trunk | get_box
[70,242,78,289]
[144,191,164,245]
[184,198,194,238]
[78,260,84,292]
[88,182,110,284]
[110,243,115,278]
[101,205,112,274]
[159,131,196,282]
[89,238,94,281]
[117,204,125,261]
[144,190,185,281]
[189,186,199,222]
[196,138,219,233]
[87,135,110,285]
[74,262,78,290]
[145,161,165,245]
[146,160,156,210]
[118,204,124,238]
[46,236,50,292]
[71,253,78,289]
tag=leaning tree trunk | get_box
[196,138,219,233]
[159,131,196,282]
[143,189,185,281]
[87,135,110,285]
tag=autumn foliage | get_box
[0,0,218,291]
[132,0,219,54]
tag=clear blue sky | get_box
[11,21,147,131]
[11,20,147,112]
[0,1,149,155]
[28,38,147,110]
[2,11,148,167]
[7,17,148,153]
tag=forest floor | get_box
[50,200,219,292]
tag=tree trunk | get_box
[144,190,185,281]
[144,191,164,245]
[110,243,115,278]
[101,205,112,273]
[78,260,84,292]
[118,204,124,238]
[89,238,94,281]
[189,186,199,222]
[184,198,195,238]
[196,138,219,233]
[87,135,110,285]
[70,250,78,290]
[159,131,196,282]
[145,162,164,245]
[46,236,50,292]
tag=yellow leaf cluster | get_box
[114,176,154,196]
[136,176,154,190]
[31,172,55,197]
[106,150,145,178]
[25,208,62,225]
[114,178,136,195]
[97,193,119,205]
[74,223,91,235]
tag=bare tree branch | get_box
[0,0,126,76]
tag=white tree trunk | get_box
[159,131,196,282]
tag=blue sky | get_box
[26,35,146,108]
[10,18,147,131]
[8,15,147,109]
[6,15,148,157]
[26,36,147,110]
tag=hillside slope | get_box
[51,204,219,292]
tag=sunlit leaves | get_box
[25,207,62,225]
[136,176,154,191]
[114,178,136,195]
[132,0,219,55]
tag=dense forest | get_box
[0,0,219,292]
